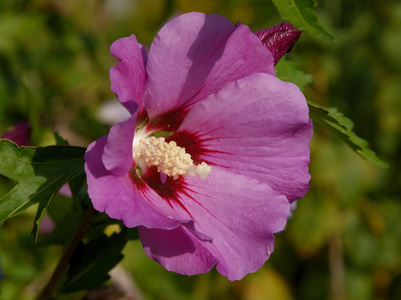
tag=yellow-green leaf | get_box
[271,0,334,40]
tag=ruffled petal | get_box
[84,136,181,229]
[144,12,274,124]
[110,34,147,114]
[137,167,290,280]
[102,104,138,176]
[139,225,217,275]
[176,73,313,202]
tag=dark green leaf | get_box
[61,231,128,293]
[275,59,314,91]
[85,213,124,240]
[271,0,334,40]
[126,227,140,240]
[37,193,84,245]
[54,132,70,146]
[0,139,86,240]
[308,101,388,168]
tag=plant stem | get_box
[37,204,96,300]
[328,231,345,300]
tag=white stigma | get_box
[134,136,211,180]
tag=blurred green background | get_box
[0,0,400,299]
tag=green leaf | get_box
[54,132,70,146]
[0,139,86,239]
[85,213,124,240]
[275,59,314,91]
[37,193,84,245]
[61,231,128,293]
[271,0,334,40]
[308,101,388,168]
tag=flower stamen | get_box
[135,136,211,180]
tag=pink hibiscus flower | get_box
[84,12,312,280]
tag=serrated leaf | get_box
[37,193,84,245]
[0,139,86,239]
[271,0,334,40]
[308,101,388,168]
[61,232,128,293]
[275,59,314,91]
[54,132,69,146]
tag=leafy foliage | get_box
[0,139,86,239]
[271,0,334,40]
[61,231,128,293]
[307,101,388,168]
[0,0,399,299]
[275,59,314,91]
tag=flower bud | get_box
[1,121,31,146]
[254,23,302,65]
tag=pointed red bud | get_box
[254,23,302,65]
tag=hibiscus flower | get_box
[84,12,312,280]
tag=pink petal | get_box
[138,168,290,280]
[110,34,147,114]
[129,166,199,222]
[58,184,72,197]
[1,121,31,146]
[139,225,217,276]
[85,136,181,229]
[176,73,313,202]
[143,12,275,125]
[102,105,138,176]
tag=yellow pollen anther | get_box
[135,136,211,180]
